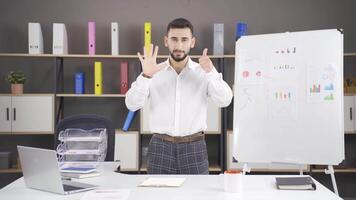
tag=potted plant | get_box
[5,70,26,95]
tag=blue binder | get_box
[235,22,247,41]
[122,111,136,131]
[74,72,85,94]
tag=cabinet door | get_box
[344,96,354,132]
[0,96,12,132]
[114,130,139,171]
[206,99,221,133]
[140,100,150,133]
[11,95,54,133]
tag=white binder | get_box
[111,22,119,55]
[28,23,43,54]
[52,23,68,55]
[213,23,224,56]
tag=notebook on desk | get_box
[276,176,316,190]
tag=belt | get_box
[153,132,204,144]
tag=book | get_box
[213,23,224,56]
[28,22,43,54]
[235,22,247,41]
[61,171,101,179]
[94,61,103,95]
[88,22,96,55]
[276,176,316,190]
[60,167,97,174]
[122,111,136,131]
[74,72,85,94]
[111,22,119,55]
[144,22,151,54]
[52,23,68,54]
[138,177,186,187]
[120,61,128,94]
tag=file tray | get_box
[58,128,107,142]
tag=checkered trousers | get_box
[146,134,209,174]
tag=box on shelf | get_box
[345,78,356,93]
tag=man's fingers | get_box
[137,52,144,63]
[153,45,159,58]
[202,48,208,57]
[150,44,154,56]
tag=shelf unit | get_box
[138,164,222,173]
[312,168,356,173]
[2,52,356,174]
[56,94,125,97]
[0,168,22,174]
[0,52,233,173]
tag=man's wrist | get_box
[142,73,152,79]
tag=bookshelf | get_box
[0,53,235,174]
[1,52,356,174]
[56,94,125,97]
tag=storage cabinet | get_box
[114,130,139,171]
[344,95,355,132]
[0,95,54,133]
[0,96,11,132]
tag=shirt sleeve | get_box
[125,73,152,111]
[206,67,233,107]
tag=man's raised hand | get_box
[137,44,164,78]
[199,48,214,73]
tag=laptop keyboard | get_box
[63,184,84,191]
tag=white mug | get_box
[223,170,242,193]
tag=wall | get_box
[1,0,356,196]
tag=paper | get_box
[238,87,255,111]
[80,189,130,200]
[238,50,265,85]
[307,64,337,102]
[268,84,297,120]
[269,45,297,79]
[139,177,186,187]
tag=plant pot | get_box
[11,84,23,95]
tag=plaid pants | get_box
[147,134,209,174]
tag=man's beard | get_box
[170,50,189,62]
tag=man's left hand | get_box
[199,48,214,73]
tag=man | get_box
[125,18,232,174]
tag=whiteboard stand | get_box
[325,165,339,196]
[242,163,305,175]
[242,163,250,175]
[299,165,304,175]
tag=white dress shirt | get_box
[125,57,233,136]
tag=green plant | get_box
[5,70,26,84]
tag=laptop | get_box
[17,145,98,195]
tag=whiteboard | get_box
[232,29,344,165]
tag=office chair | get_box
[55,114,115,161]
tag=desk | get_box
[0,163,341,200]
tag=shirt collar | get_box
[163,57,196,71]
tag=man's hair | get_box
[166,18,194,35]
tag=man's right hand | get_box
[137,44,164,78]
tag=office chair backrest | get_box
[55,114,115,161]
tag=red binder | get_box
[120,61,128,94]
